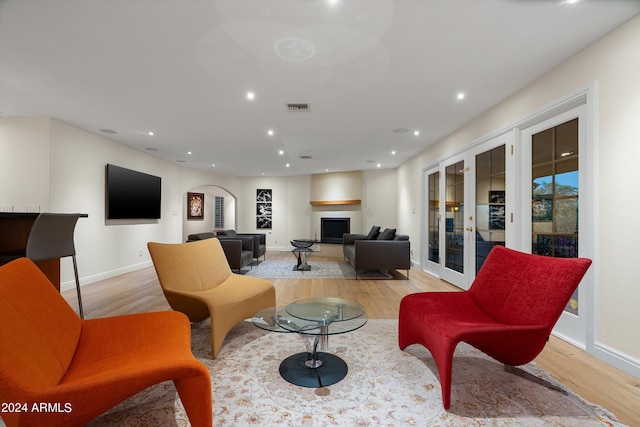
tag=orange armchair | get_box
[0,258,212,427]
[399,246,592,409]
[147,238,276,358]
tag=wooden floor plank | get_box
[61,251,640,425]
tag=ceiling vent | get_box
[299,155,313,159]
[287,103,310,112]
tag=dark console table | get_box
[0,212,87,290]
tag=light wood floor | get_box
[62,251,640,425]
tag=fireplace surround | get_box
[320,217,350,244]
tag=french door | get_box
[521,106,591,347]
[425,134,512,289]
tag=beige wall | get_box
[310,171,363,202]
[397,16,640,371]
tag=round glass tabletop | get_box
[252,297,367,336]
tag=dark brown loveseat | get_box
[186,233,253,272]
[216,230,266,265]
[343,227,410,279]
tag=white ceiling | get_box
[1,0,639,177]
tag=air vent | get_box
[287,103,310,112]
[299,155,313,159]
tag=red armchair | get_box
[398,246,592,409]
[0,258,212,427]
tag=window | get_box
[214,196,224,229]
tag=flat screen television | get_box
[105,164,161,219]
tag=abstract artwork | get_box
[256,189,272,229]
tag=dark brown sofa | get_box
[186,233,253,272]
[216,230,266,264]
[343,227,410,279]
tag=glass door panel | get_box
[444,161,465,274]
[475,145,506,273]
[427,171,440,264]
[531,118,579,315]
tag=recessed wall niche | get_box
[309,171,363,240]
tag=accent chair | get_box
[0,258,212,427]
[147,238,275,358]
[398,245,592,409]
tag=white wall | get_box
[397,16,640,369]
[0,117,398,274]
[237,175,312,249]
[363,169,400,234]
[0,117,243,286]
[0,117,50,212]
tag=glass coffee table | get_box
[252,297,367,388]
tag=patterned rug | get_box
[244,260,396,279]
[89,320,624,426]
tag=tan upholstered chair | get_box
[147,238,276,358]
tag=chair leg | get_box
[72,255,84,319]
[504,365,568,395]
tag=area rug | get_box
[245,260,356,278]
[88,320,624,426]
[245,260,396,279]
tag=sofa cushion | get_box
[377,228,396,240]
[366,225,380,240]
[187,232,216,241]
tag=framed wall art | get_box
[256,189,272,229]
[187,192,204,220]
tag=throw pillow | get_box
[377,228,396,240]
[366,225,380,240]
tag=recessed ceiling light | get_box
[414,130,420,136]
[148,131,154,136]
[564,0,579,4]
[246,91,255,100]
[391,150,396,155]
[325,169,330,172]
[285,163,290,168]
[377,163,381,168]
[187,151,192,155]
[211,163,216,167]
[268,129,274,136]
[457,92,465,101]
[278,150,284,155]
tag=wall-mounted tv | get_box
[105,164,161,219]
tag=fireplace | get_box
[320,217,350,244]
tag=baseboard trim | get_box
[592,341,640,379]
[59,261,153,292]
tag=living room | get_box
[1,1,640,425]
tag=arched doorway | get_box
[182,185,237,241]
